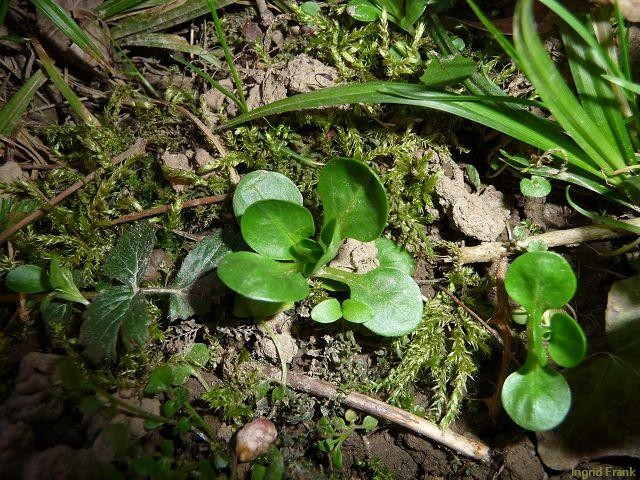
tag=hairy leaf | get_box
[346,0,380,22]
[103,222,156,287]
[241,200,315,260]
[80,286,150,362]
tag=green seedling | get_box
[502,251,587,431]
[6,256,89,323]
[346,0,454,32]
[317,410,378,469]
[217,159,424,337]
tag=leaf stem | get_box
[94,388,177,425]
[183,401,217,441]
[314,266,359,285]
[259,319,287,387]
[140,287,182,295]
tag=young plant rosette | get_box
[216,158,424,337]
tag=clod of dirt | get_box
[597,0,640,21]
[235,417,277,462]
[194,148,214,168]
[367,431,420,480]
[256,312,298,364]
[0,353,63,424]
[22,445,99,480]
[329,239,379,274]
[500,436,547,480]
[0,421,35,465]
[0,161,27,198]
[161,151,193,192]
[242,54,337,111]
[434,160,510,242]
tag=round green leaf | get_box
[317,158,388,242]
[311,298,342,323]
[520,175,552,198]
[241,200,315,260]
[217,252,309,302]
[346,0,381,22]
[351,267,422,336]
[502,361,571,431]
[548,312,587,368]
[232,170,303,219]
[342,299,373,324]
[375,237,414,276]
[6,265,49,293]
[505,251,576,314]
[300,1,322,16]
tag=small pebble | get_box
[235,417,277,462]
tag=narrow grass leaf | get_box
[566,187,640,234]
[111,0,234,40]
[603,75,640,95]
[33,39,100,126]
[0,70,46,135]
[28,0,106,65]
[121,33,221,66]
[95,0,147,19]
[466,0,518,60]
[514,0,625,173]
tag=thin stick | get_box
[262,366,491,462]
[0,139,147,245]
[110,193,229,225]
[459,217,640,264]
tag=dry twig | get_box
[110,194,229,225]
[263,366,491,462]
[459,217,640,264]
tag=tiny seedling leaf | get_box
[232,170,303,219]
[375,237,414,275]
[361,415,378,431]
[79,286,150,362]
[146,365,174,393]
[420,55,477,87]
[104,222,156,288]
[241,200,315,260]
[6,265,49,293]
[311,298,342,323]
[317,158,388,242]
[341,299,373,324]
[181,343,209,368]
[548,311,587,368]
[217,251,309,302]
[502,360,572,431]
[505,251,576,315]
[520,175,552,198]
[49,257,88,304]
[346,0,381,22]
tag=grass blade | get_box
[121,33,221,67]
[171,55,244,111]
[561,24,634,163]
[0,70,47,135]
[95,0,148,19]
[466,0,518,61]
[566,187,640,233]
[33,39,100,126]
[220,81,602,179]
[28,0,107,66]
[603,75,640,95]
[514,0,625,174]
[111,0,235,40]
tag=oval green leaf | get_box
[502,361,571,431]
[217,252,309,302]
[317,158,388,242]
[241,200,315,260]
[6,265,49,293]
[520,175,552,197]
[548,311,587,368]
[375,237,414,276]
[419,55,477,88]
[342,298,373,324]
[505,251,576,314]
[346,0,381,22]
[311,298,342,323]
[351,267,422,336]
[232,170,303,219]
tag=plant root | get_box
[459,217,640,264]
[262,365,492,462]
